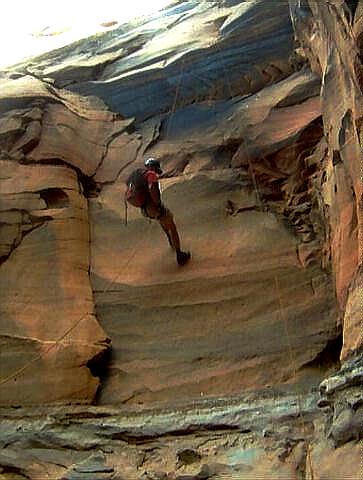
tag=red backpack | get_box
[125,168,149,207]
[124,168,149,224]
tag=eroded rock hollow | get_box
[0,0,362,478]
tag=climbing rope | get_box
[274,275,315,479]
[223,50,316,475]
[1,39,316,475]
[0,49,188,391]
[166,57,185,139]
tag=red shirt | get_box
[144,169,161,205]
[144,169,158,186]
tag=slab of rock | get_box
[0,393,318,479]
[341,270,363,360]
[291,0,363,345]
[91,170,337,404]
[308,440,362,480]
[8,1,295,122]
[0,161,109,405]
[63,452,114,480]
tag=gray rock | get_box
[177,448,202,465]
[62,452,114,480]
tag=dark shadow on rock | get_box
[87,343,113,405]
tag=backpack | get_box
[125,168,148,207]
[123,168,149,225]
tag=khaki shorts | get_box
[142,202,170,220]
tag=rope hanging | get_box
[0,51,188,390]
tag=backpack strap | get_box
[124,192,128,226]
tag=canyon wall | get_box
[0,0,361,478]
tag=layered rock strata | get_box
[0,0,362,478]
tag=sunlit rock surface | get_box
[0,0,362,477]
[92,168,337,405]
[0,146,109,404]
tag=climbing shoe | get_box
[176,250,191,266]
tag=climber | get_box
[125,157,191,266]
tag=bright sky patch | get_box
[0,0,170,67]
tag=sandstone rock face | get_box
[291,0,363,348]
[0,395,321,479]
[309,440,362,480]
[0,0,362,477]
[92,169,337,404]
[0,79,114,405]
[0,159,109,404]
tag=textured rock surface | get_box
[17,1,295,121]
[0,0,362,477]
[0,392,321,479]
[0,158,109,404]
[92,169,337,404]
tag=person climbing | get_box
[125,157,191,266]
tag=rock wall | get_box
[291,0,363,353]
[0,0,362,478]
[0,159,107,404]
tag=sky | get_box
[0,0,171,68]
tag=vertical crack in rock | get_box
[114,139,143,181]
[92,125,142,186]
[78,171,101,198]
[302,332,343,371]
[82,171,112,402]
[141,119,162,156]
[86,346,113,405]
